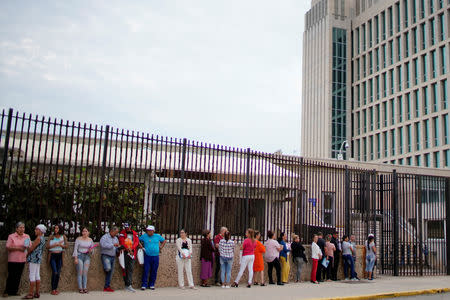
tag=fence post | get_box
[0,108,13,196]
[344,166,351,236]
[392,169,399,276]
[379,174,384,274]
[178,138,187,231]
[98,125,110,232]
[244,148,250,232]
[445,177,450,275]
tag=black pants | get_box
[326,256,334,280]
[4,262,25,295]
[50,253,63,290]
[267,258,281,284]
[123,254,135,287]
[332,255,340,280]
[214,254,221,283]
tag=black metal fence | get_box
[0,108,449,276]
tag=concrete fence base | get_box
[0,241,365,294]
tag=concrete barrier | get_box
[0,241,364,294]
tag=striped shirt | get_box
[218,239,235,258]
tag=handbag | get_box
[137,248,144,265]
[118,251,125,269]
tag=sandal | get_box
[22,295,34,299]
[33,293,40,298]
[83,289,89,294]
[79,290,84,294]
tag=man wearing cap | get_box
[119,223,139,292]
[139,225,166,290]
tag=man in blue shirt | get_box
[139,225,166,290]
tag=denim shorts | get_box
[365,255,376,272]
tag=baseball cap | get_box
[368,233,374,237]
[123,223,130,228]
[146,225,155,231]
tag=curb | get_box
[308,287,450,300]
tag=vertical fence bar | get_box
[445,177,450,275]
[344,166,351,236]
[245,147,250,231]
[0,108,13,194]
[98,125,110,231]
[178,138,187,231]
[392,169,399,276]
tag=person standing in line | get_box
[324,234,336,282]
[200,229,215,287]
[232,228,257,288]
[252,231,266,286]
[291,234,307,283]
[310,234,322,284]
[73,227,94,294]
[218,231,235,288]
[278,232,290,284]
[23,224,46,299]
[46,224,68,295]
[175,229,197,290]
[100,226,120,292]
[316,232,326,282]
[330,231,342,281]
[213,227,227,286]
[139,225,166,290]
[350,234,359,280]
[365,235,377,280]
[118,223,139,292]
[342,235,358,281]
[264,230,283,286]
[3,222,30,298]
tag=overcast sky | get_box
[0,0,309,154]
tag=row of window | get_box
[354,114,450,167]
[354,79,448,134]
[353,54,448,110]
[354,22,447,83]
[379,150,450,168]
[354,0,447,55]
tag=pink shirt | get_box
[6,232,30,263]
[325,241,336,257]
[264,239,281,262]
[242,238,256,256]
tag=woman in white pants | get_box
[175,229,197,289]
[232,228,256,288]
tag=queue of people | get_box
[2,223,377,298]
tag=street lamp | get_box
[337,140,349,160]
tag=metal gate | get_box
[348,169,449,276]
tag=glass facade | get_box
[331,28,347,159]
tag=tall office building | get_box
[301,0,450,168]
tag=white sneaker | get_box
[344,278,349,281]
[351,278,358,281]
[221,285,226,289]
[126,286,136,292]
[141,286,146,291]
[225,285,230,289]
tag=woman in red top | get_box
[232,228,256,288]
[253,231,266,286]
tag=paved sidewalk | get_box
[8,276,450,300]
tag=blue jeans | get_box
[220,257,233,284]
[142,255,159,288]
[50,253,63,290]
[343,254,356,279]
[76,253,91,289]
[101,254,115,288]
[365,254,376,272]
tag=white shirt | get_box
[311,242,322,259]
